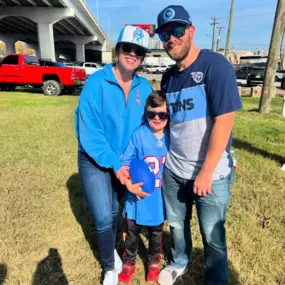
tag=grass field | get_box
[0,91,284,285]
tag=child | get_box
[118,90,169,285]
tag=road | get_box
[139,72,282,88]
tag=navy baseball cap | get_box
[155,5,192,33]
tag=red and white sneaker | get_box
[147,262,160,284]
[118,262,135,285]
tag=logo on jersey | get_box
[132,27,144,45]
[134,90,141,106]
[191,72,203,83]
[157,140,163,147]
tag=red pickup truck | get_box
[0,54,86,96]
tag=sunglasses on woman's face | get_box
[146,111,169,120]
[121,43,146,57]
[159,25,190,43]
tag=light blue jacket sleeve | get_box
[121,131,138,167]
[77,75,123,172]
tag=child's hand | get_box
[126,180,150,200]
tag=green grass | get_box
[0,92,284,285]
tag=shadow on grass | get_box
[13,88,81,96]
[66,173,101,262]
[31,248,68,285]
[0,264,7,285]
[233,138,284,164]
[66,172,126,282]
[66,173,242,284]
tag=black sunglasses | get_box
[121,43,146,57]
[146,111,169,121]
[159,25,190,43]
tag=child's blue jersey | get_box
[121,123,169,226]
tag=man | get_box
[155,5,242,285]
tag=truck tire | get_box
[281,78,285,90]
[43,80,61,96]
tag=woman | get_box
[74,25,152,285]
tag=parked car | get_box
[236,66,253,80]
[246,67,265,87]
[39,59,67,67]
[236,65,282,84]
[275,70,285,82]
[67,62,103,78]
[0,54,86,95]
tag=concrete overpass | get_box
[0,0,112,62]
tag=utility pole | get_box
[210,17,219,52]
[225,0,236,59]
[259,0,285,113]
[216,26,224,51]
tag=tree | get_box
[259,0,285,113]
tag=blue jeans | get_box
[162,167,231,285]
[78,151,125,271]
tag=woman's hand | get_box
[115,166,129,185]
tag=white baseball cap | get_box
[117,25,151,53]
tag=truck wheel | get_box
[281,78,285,90]
[43,80,61,96]
[246,80,251,87]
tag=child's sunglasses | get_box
[159,25,190,43]
[121,43,146,57]
[146,111,169,120]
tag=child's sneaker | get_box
[158,265,187,285]
[147,262,160,284]
[118,262,135,285]
[103,270,118,285]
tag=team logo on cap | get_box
[132,27,144,45]
[191,72,203,83]
[163,8,175,20]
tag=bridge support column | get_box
[76,44,85,62]
[5,41,15,54]
[37,23,55,61]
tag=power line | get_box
[230,42,285,46]
[219,12,274,19]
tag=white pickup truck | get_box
[66,62,103,78]
[275,70,285,82]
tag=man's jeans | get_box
[78,151,125,271]
[162,167,232,285]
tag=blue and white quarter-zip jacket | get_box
[75,63,152,172]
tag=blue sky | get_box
[86,0,284,51]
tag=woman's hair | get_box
[143,90,169,122]
[115,43,121,56]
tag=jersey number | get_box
[144,156,166,188]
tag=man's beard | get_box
[165,39,191,62]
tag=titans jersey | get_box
[121,123,169,226]
[161,49,242,180]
